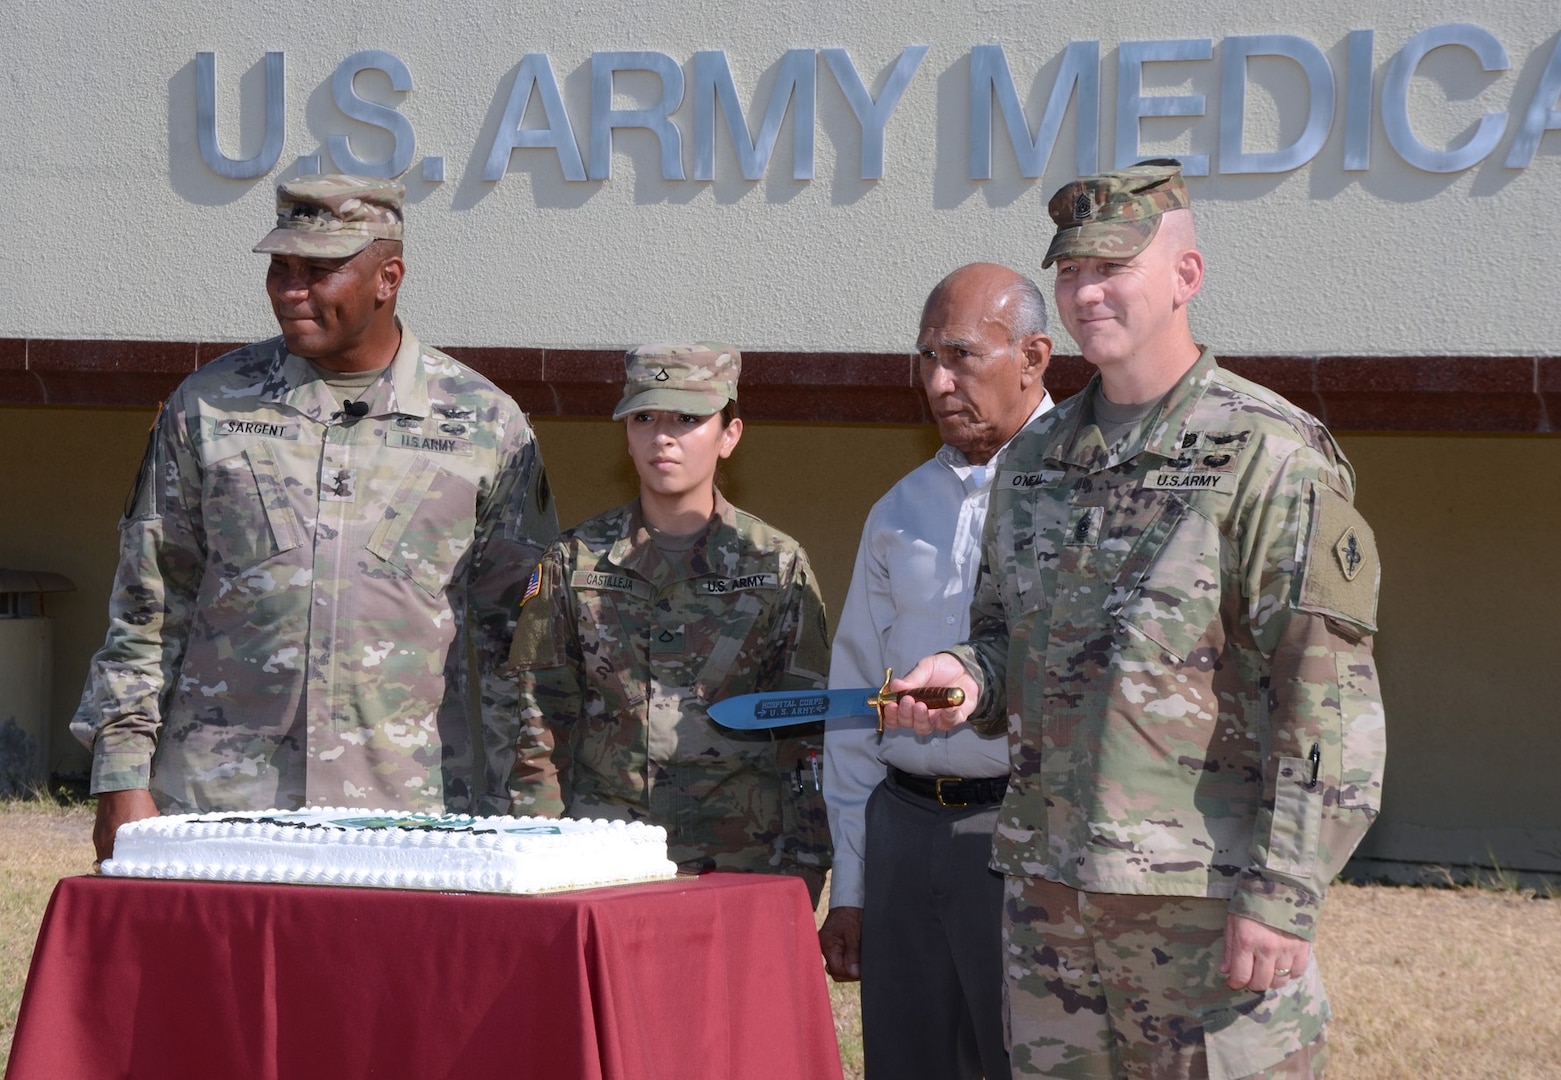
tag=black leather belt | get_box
[889,767,1007,809]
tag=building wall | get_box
[0,406,939,776]
[2,0,1559,356]
[3,405,1559,875]
[3,0,1559,875]
[1341,435,1561,880]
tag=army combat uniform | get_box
[949,350,1385,1077]
[500,493,833,904]
[72,327,556,813]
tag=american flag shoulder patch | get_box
[519,567,542,608]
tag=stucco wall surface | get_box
[5,409,1559,874]
[2,0,1558,355]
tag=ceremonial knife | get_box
[707,669,965,732]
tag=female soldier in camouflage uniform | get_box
[493,342,832,904]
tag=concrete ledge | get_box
[1345,821,1561,889]
[2,339,1556,432]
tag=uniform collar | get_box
[262,319,432,422]
[608,491,738,588]
[1043,348,1219,471]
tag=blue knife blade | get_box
[707,684,965,730]
[708,688,877,730]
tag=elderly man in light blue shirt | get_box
[821,262,1053,1080]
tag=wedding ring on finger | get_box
[1274,967,1291,977]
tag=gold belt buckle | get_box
[934,777,967,809]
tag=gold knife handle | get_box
[869,669,966,733]
[869,687,966,710]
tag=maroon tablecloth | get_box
[5,872,843,1080]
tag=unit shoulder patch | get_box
[122,421,161,523]
[1296,484,1379,633]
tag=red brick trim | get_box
[2,339,1555,433]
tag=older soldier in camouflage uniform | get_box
[883,161,1385,1078]
[497,343,832,905]
[75,175,557,859]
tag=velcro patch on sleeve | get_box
[507,602,564,670]
[507,559,566,670]
[1296,483,1379,633]
[122,423,161,523]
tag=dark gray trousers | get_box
[861,773,1011,1080]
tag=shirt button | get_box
[946,616,956,624]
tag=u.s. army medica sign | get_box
[193,27,1559,183]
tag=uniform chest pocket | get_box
[682,588,771,700]
[366,454,479,597]
[1046,486,1179,628]
[992,495,1060,619]
[203,447,304,573]
[1106,495,1225,664]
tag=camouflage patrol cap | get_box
[611,342,741,420]
[1041,159,1190,269]
[253,174,405,259]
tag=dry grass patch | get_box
[0,799,94,1069]
[1318,880,1561,1079]
[827,977,865,1080]
[812,876,1561,1080]
[817,879,865,1079]
[4,802,1558,1080]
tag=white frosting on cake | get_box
[101,809,678,894]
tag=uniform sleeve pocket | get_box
[1263,755,1321,880]
[991,501,1048,618]
[367,454,478,597]
[1336,651,1385,812]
